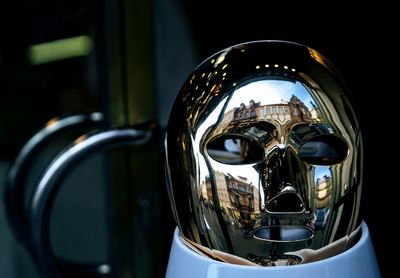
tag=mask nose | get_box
[263,148,306,214]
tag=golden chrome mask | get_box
[165,41,363,266]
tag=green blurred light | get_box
[28,35,93,65]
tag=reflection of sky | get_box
[314,166,331,181]
[226,80,315,111]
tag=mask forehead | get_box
[225,79,315,124]
[210,78,340,141]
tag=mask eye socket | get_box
[298,135,348,165]
[207,135,264,165]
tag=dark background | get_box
[0,0,395,277]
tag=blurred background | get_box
[0,0,394,277]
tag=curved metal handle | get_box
[28,128,152,277]
[5,113,104,244]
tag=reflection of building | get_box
[225,174,260,226]
[310,101,322,121]
[234,100,260,120]
[214,172,231,208]
[315,175,331,209]
[203,170,262,228]
[257,102,291,124]
[228,95,317,127]
[288,95,312,122]
[313,174,332,229]
[204,172,231,209]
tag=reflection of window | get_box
[272,107,277,114]
[278,107,283,113]
[245,111,249,118]
[265,107,270,114]
[284,107,289,113]
[251,111,256,117]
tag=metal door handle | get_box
[29,127,152,277]
[5,113,153,277]
[5,113,104,245]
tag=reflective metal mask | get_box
[165,41,363,266]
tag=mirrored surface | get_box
[165,41,363,265]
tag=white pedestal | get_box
[166,221,380,278]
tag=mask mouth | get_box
[253,225,314,242]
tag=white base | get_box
[166,222,380,278]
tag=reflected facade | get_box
[165,41,362,266]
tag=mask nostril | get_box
[266,192,304,214]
